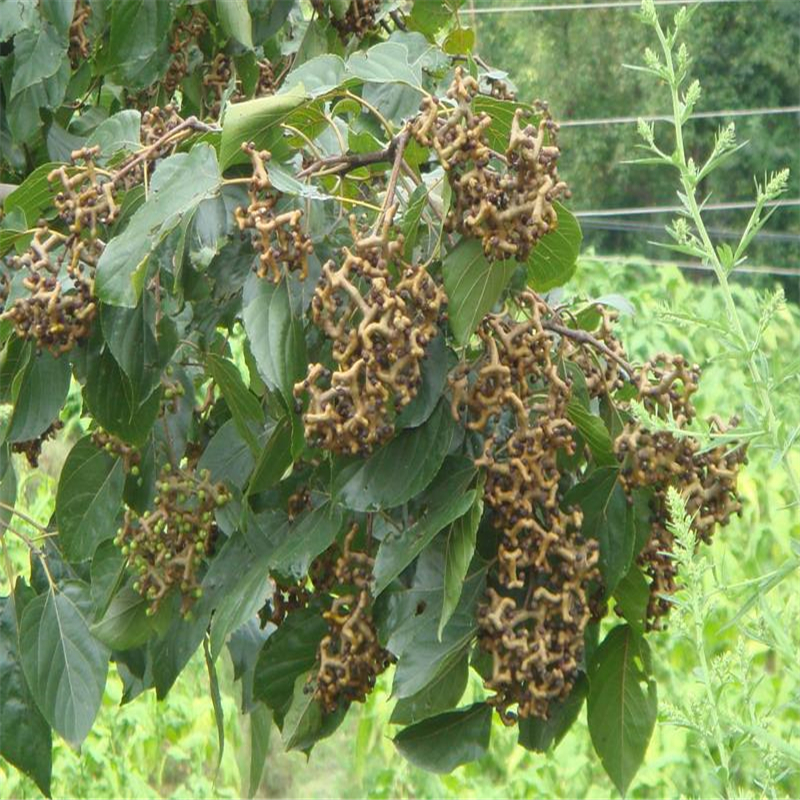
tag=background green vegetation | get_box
[2,259,798,800]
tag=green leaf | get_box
[56,436,125,563]
[248,416,293,495]
[84,347,161,447]
[472,96,538,152]
[198,419,256,489]
[100,300,162,399]
[0,587,52,797]
[401,184,429,261]
[333,400,455,512]
[613,565,650,635]
[90,586,152,651]
[443,27,475,55]
[518,674,587,753]
[374,490,476,597]
[206,353,265,455]
[20,588,108,746]
[86,110,142,159]
[588,625,657,796]
[280,671,345,752]
[439,488,483,638]
[248,704,271,798]
[282,54,348,98]
[564,467,633,595]
[204,637,225,774]
[217,0,253,48]
[396,335,449,430]
[526,202,582,292]
[242,274,307,408]
[567,401,617,467]
[220,86,308,169]
[407,0,453,39]
[3,161,61,224]
[253,606,328,723]
[394,703,492,773]
[346,42,422,88]
[443,238,516,345]
[390,653,468,726]
[7,349,70,443]
[10,22,67,99]
[269,502,345,580]
[96,144,221,307]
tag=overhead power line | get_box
[580,218,800,242]
[574,198,800,218]
[464,0,789,14]
[560,105,800,128]
[584,253,800,278]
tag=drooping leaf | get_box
[242,274,307,408]
[443,238,516,345]
[248,704,272,798]
[90,586,152,651]
[526,202,582,293]
[0,587,52,797]
[204,637,225,774]
[217,0,253,49]
[567,401,617,467]
[613,565,650,635]
[439,488,483,637]
[394,703,492,773]
[373,489,477,597]
[563,467,633,595]
[95,144,221,307]
[587,625,658,796]
[19,588,109,746]
[56,435,125,563]
[333,399,455,512]
[281,54,348,97]
[220,87,308,169]
[346,42,422,88]
[248,416,293,495]
[269,502,345,580]
[396,335,450,430]
[205,353,265,454]
[390,652,469,726]
[518,674,588,753]
[252,606,328,723]
[281,671,345,752]
[6,350,70,443]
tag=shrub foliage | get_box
[0,1,747,796]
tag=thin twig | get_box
[375,127,411,231]
[541,319,634,375]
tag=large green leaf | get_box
[587,625,658,796]
[269,502,345,581]
[252,606,328,723]
[56,435,125,563]
[220,86,308,169]
[373,489,477,597]
[346,42,422,88]
[84,347,161,447]
[9,22,66,99]
[205,353,265,454]
[333,400,455,512]
[95,144,221,307]
[390,652,469,726]
[3,161,61,224]
[567,400,617,468]
[247,416,293,495]
[0,587,52,797]
[248,704,271,798]
[613,565,650,635]
[563,467,633,596]
[242,274,307,408]
[280,671,345,752]
[217,0,253,49]
[19,588,108,746]
[395,335,449,430]
[518,674,588,753]
[6,349,70,443]
[282,54,348,98]
[443,238,516,345]
[439,488,483,637]
[526,202,582,293]
[394,703,492,773]
[90,586,152,651]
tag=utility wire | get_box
[560,105,800,128]
[574,198,800,218]
[584,252,800,278]
[580,218,800,242]
[464,0,790,13]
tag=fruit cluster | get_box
[312,0,381,40]
[452,292,601,721]
[313,525,394,713]
[234,144,314,282]
[294,212,445,455]
[412,68,569,262]
[68,0,92,69]
[615,355,747,625]
[115,466,230,614]
[11,421,64,468]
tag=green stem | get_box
[655,19,800,506]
